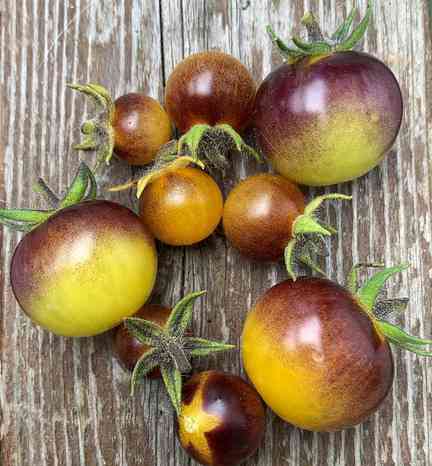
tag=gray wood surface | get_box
[1,1,432,465]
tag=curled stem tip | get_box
[269,1,373,61]
[285,193,351,281]
[0,163,97,233]
[67,82,115,166]
[350,263,432,357]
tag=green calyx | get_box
[285,193,352,281]
[124,291,235,416]
[348,263,432,357]
[67,82,116,169]
[176,123,261,172]
[0,162,97,233]
[267,1,373,64]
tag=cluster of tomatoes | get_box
[2,3,431,466]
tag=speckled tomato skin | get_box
[139,167,224,246]
[241,278,394,432]
[165,51,256,133]
[223,174,305,261]
[11,200,158,337]
[113,93,172,165]
[177,371,265,466]
[253,52,403,186]
[114,304,171,377]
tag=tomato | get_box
[177,371,265,466]
[242,265,432,431]
[139,167,223,246]
[223,174,305,261]
[1,163,157,337]
[112,93,172,165]
[69,83,172,166]
[165,51,256,134]
[114,304,171,376]
[10,200,157,337]
[223,173,350,279]
[253,3,403,185]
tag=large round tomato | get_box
[11,200,157,336]
[242,278,393,431]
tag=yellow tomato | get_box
[139,168,223,246]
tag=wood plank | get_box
[1,1,431,465]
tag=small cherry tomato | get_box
[139,167,223,246]
[223,174,305,261]
[69,83,172,166]
[114,304,171,377]
[178,370,265,466]
[223,173,350,279]
[165,51,256,134]
[112,93,172,165]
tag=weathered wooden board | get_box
[1,1,431,465]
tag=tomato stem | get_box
[284,193,351,281]
[33,178,60,208]
[67,83,116,168]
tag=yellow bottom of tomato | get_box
[26,233,157,337]
[242,314,349,432]
[271,110,386,186]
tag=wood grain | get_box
[1,1,431,465]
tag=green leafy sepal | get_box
[268,1,373,64]
[124,291,235,415]
[0,162,97,232]
[284,194,351,281]
[348,263,432,357]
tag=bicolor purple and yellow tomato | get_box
[242,278,393,432]
[253,52,402,186]
[11,200,157,337]
[178,371,265,466]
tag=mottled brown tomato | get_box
[112,93,172,165]
[223,173,305,261]
[114,304,171,377]
[178,371,265,466]
[69,83,172,166]
[139,167,223,246]
[165,51,256,133]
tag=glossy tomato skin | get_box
[223,174,305,261]
[253,52,403,186]
[178,371,265,466]
[242,278,394,432]
[114,304,171,377]
[165,51,256,133]
[139,168,223,246]
[113,93,172,165]
[11,200,158,337]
